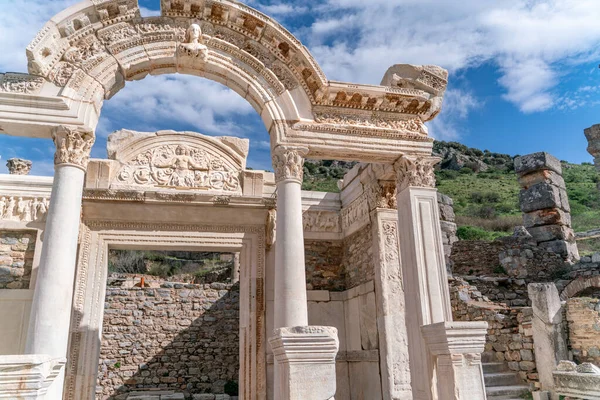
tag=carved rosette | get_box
[272,146,308,184]
[52,126,95,170]
[395,156,439,192]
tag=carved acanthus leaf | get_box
[395,156,439,191]
[52,126,95,169]
[6,158,33,175]
[272,146,308,184]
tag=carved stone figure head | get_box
[175,145,188,156]
[186,24,202,43]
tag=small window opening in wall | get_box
[139,0,161,17]
[107,249,240,285]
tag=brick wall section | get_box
[97,275,239,399]
[450,278,538,385]
[566,297,600,366]
[343,224,374,289]
[0,230,35,289]
[304,240,344,291]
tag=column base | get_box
[0,355,66,399]
[422,321,488,400]
[269,326,339,400]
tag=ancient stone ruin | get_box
[0,1,597,400]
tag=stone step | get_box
[482,362,508,374]
[485,385,530,397]
[481,352,498,364]
[484,372,522,387]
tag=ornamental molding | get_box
[52,126,95,170]
[313,113,427,135]
[272,146,308,184]
[395,156,440,192]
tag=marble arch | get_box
[1,0,446,162]
[0,1,492,400]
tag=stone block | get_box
[527,225,574,243]
[523,209,571,228]
[359,292,378,350]
[519,183,564,213]
[515,152,562,176]
[518,169,565,190]
[538,240,579,261]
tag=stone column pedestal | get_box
[269,326,339,400]
[422,322,489,400]
[25,126,94,399]
[0,355,66,399]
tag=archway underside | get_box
[0,0,449,163]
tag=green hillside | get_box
[302,141,600,237]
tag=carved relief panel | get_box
[0,196,49,222]
[108,130,248,193]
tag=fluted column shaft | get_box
[25,126,95,399]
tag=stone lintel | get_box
[269,326,339,400]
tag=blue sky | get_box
[1,0,600,175]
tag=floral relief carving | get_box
[52,126,95,169]
[272,146,308,184]
[395,156,438,191]
[0,196,49,222]
[366,180,397,210]
[0,74,45,94]
[314,113,427,134]
[116,144,241,191]
[382,221,400,265]
[266,209,276,249]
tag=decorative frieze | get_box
[0,196,49,222]
[395,156,438,192]
[116,144,241,191]
[302,210,341,233]
[314,113,427,134]
[52,126,95,170]
[6,158,33,175]
[0,73,45,95]
[272,146,308,184]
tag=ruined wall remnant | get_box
[566,297,600,366]
[515,152,579,262]
[438,193,458,274]
[585,124,600,190]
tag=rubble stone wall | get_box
[0,230,35,289]
[343,224,374,289]
[97,275,239,400]
[450,278,538,385]
[566,297,600,366]
[304,240,344,291]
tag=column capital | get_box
[51,125,95,171]
[394,155,440,192]
[272,146,309,184]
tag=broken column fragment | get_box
[515,152,579,262]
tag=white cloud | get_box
[302,0,600,114]
[428,89,480,141]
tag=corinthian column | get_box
[26,126,95,398]
[395,155,487,400]
[271,145,309,328]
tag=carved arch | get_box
[560,276,600,300]
[1,0,450,163]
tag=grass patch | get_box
[457,226,510,241]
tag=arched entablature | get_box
[0,0,449,164]
[560,276,600,300]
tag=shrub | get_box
[457,226,504,241]
[460,166,474,174]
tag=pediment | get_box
[107,129,249,193]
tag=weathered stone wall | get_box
[566,297,600,366]
[0,230,35,289]
[438,193,458,273]
[450,278,538,385]
[342,224,374,289]
[451,240,505,276]
[98,274,239,399]
[304,240,344,291]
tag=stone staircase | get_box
[482,353,531,400]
